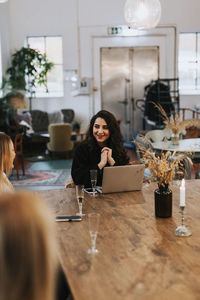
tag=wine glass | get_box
[90,169,97,196]
[75,185,85,217]
[88,213,100,254]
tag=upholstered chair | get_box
[47,123,74,157]
[61,109,75,123]
[30,110,49,133]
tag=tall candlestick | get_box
[180,179,185,207]
[175,178,191,237]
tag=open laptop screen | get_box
[101,164,145,194]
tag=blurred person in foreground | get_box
[0,191,58,300]
[0,133,72,300]
[0,132,15,192]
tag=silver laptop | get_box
[100,164,145,194]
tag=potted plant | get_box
[4,46,54,110]
[154,102,200,145]
[137,141,192,218]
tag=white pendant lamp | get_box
[124,0,161,30]
[0,0,8,3]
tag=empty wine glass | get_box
[88,213,100,254]
[75,185,85,217]
[90,169,97,196]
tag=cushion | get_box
[48,111,63,124]
[16,112,32,126]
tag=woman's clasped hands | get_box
[98,147,115,169]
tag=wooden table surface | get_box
[40,181,200,300]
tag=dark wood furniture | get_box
[14,133,25,179]
[179,108,200,138]
[41,131,87,141]
[40,181,200,300]
[71,131,87,141]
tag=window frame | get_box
[26,35,64,98]
[179,32,200,95]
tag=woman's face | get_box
[93,117,110,146]
[9,141,16,169]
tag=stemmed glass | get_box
[75,185,85,217]
[90,169,97,196]
[88,213,100,254]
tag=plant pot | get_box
[154,184,172,218]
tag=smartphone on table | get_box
[56,215,82,222]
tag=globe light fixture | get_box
[0,0,8,3]
[124,0,161,30]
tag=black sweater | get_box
[71,140,128,188]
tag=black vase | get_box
[154,184,172,218]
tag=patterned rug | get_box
[10,169,71,186]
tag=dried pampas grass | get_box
[137,139,193,186]
[153,102,200,135]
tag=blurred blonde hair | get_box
[0,191,58,300]
[0,132,14,191]
[0,132,13,175]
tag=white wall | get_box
[7,0,83,121]
[1,0,200,130]
[0,2,10,76]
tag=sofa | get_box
[30,109,75,133]
[16,109,75,155]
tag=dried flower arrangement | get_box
[137,140,192,187]
[153,102,200,135]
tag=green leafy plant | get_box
[5,46,54,110]
[0,97,14,128]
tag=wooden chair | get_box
[14,133,25,179]
[179,108,200,121]
[179,108,200,138]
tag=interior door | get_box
[101,46,159,140]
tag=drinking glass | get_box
[75,185,85,217]
[90,169,97,196]
[88,213,100,254]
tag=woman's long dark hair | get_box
[85,110,129,164]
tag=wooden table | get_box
[40,181,200,300]
[40,131,87,141]
[152,138,200,155]
[71,131,87,141]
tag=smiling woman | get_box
[93,117,110,146]
[71,110,129,188]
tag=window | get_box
[0,41,2,98]
[27,36,64,97]
[179,32,200,94]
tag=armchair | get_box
[47,123,74,158]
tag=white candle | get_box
[180,179,185,207]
